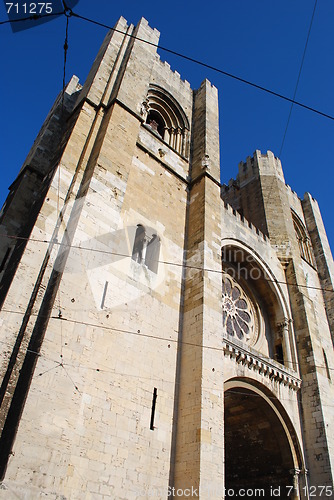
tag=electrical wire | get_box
[70,11,334,122]
[0,12,63,25]
[279,0,318,157]
[1,7,333,386]
[1,8,334,121]
[2,318,334,409]
[61,14,70,113]
[1,307,334,376]
[1,232,333,294]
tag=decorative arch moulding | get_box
[141,84,190,157]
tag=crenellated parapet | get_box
[222,200,270,243]
[155,55,191,91]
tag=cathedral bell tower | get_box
[0,15,333,499]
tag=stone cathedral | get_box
[0,16,333,499]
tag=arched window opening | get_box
[132,225,160,274]
[143,85,190,157]
[292,212,315,267]
[146,111,165,139]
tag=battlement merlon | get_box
[74,17,131,109]
[191,79,220,181]
[303,192,334,268]
[236,150,285,187]
[18,74,82,179]
[302,192,334,342]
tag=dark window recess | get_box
[0,248,11,273]
[146,111,165,139]
[275,344,284,364]
[292,212,315,267]
[323,349,331,380]
[150,387,158,430]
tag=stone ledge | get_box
[222,339,302,390]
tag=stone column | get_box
[281,318,293,369]
[289,468,301,500]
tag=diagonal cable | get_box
[61,13,70,113]
[71,11,334,121]
[279,0,318,156]
[1,8,333,121]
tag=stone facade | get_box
[0,16,333,499]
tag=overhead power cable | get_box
[1,7,334,447]
[1,232,333,294]
[70,11,334,122]
[279,0,318,156]
[0,12,62,25]
[1,308,334,376]
[1,8,334,121]
[61,13,70,112]
[2,327,334,409]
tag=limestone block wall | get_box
[0,98,189,498]
[0,14,229,497]
[0,76,82,310]
[172,77,225,496]
[0,16,199,496]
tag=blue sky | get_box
[1,1,334,250]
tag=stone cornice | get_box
[223,338,302,390]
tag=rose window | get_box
[222,274,257,344]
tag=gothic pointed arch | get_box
[144,84,190,157]
[221,239,297,369]
[224,378,304,498]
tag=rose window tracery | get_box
[222,274,257,344]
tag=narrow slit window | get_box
[132,226,160,274]
[0,247,11,273]
[323,349,331,380]
[150,387,158,430]
[100,281,108,309]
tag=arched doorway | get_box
[224,380,302,499]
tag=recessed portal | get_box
[224,387,296,499]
